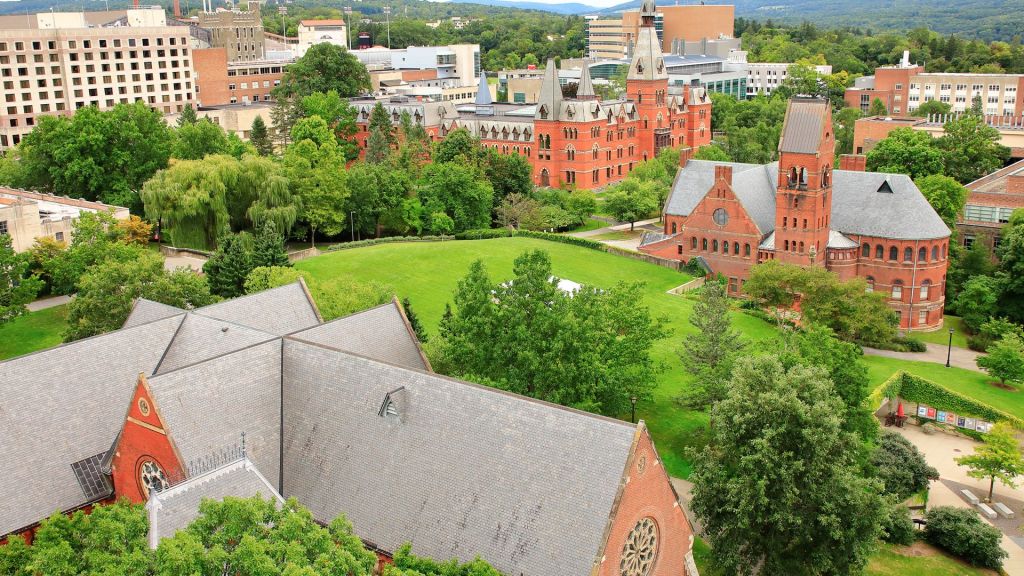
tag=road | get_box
[863,342,983,373]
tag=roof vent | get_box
[378,386,407,419]
[877,180,894,194]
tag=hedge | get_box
[872,371,1024,429]
[455,228,606,250]
[325,235,455,251]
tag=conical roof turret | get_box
[535,59,562,120]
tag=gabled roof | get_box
[576,63,596,100]
[281,339,637,576]
[778,97,830,154]
[665,160,777,234]
[154,313,277,374]
[146,457,283,549]
[123,299,184,329]
[0,315,184,536]
[195,282,320,336]
[288,300,429,372]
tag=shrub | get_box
[880,501,916,546]
[872,430,939,499]
[924,506,1006,569]
[866,337,927,352]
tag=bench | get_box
[977,502,998,519]
[961,489,980,505]
[994,502,1015,519]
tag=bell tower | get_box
[626,0,669,162]
[774,97,835,267]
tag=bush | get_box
[924,506,1006,569]
[967,334,993,352]
[865,337,927,352]
[880,502,917,546]
[325,235,455,251]
[872,430,939,499]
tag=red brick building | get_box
[349,0,712,190]
[961,158,1024,256]
[192,47,286,106]
[641,97,952,330]
[1,283,699,576]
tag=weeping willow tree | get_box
[141,154,298,250]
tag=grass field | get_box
[297,237,779,477]
[0,305,68,361]
[567,218,606,233]
[910,315,970,349]
[863,355,1024,419]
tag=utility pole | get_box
[278,4,287,38]
[344,6,353,50]
[383,6,391,49]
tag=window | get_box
[903,247,913,262]
[932,246,939,261]
[876,245,884,259]
[920,280,931,300]
[677,245,683,255]
[892,281,903,300]
[691,237,697,250]
[919,247,927,262]
[865,277,874,293]
[0,220,7,235]
[702,238,708,250]
[862,243,871,257]
[671,223,677,234]
[138,460,169,498]
[712,240,719,252]
[889,246,898,261]
[722,241,729,254]
[744,244,751,257]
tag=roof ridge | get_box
[151,314,189,376]
[149,335,282,379]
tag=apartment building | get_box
[587,4,733,59]
[853,114,1024,158]
[585,17,627,59]
[193,47,286,106]
[844,51,1023,117]
[746,62,833,97]
[196,1,264,63]
[0,8,196,149]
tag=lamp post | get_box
[946,327,955,368]
[278,5,287,38]
[350,210,356,242]
[630,395,637,424]
[383,6,391,49]
[344,7,352,50]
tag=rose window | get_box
[139,460,169,498]
[620,517,658,576]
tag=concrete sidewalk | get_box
[26,295,71,312]
[863,342,983,373]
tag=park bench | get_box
[961,489,980,505]
[994,502,1015,519]
[977,502,998,519]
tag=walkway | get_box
[895,423,1024,575]
[26,295,72,312]
[863,342,983,373]
[569,217,661,252]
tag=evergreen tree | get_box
[251,221,291,269]
[249,115,273,156]
[679,280,744,408]
[203,229,253,298]
[402,297,428,342]
[366,127,391,164]
[177,103,198,127]
[368,102,397,148]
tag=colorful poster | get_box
[918,405,929,417]
[976,421,993,433]
[937,411,947,422]
[965,418,977,429]
[927,407,937,419]
[958,416,966,427]
[945,412,957,424]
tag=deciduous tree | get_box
[273,42,370,99]
[865,128,944,179]
[872,430,939,499]
[976,333,1024,388]
[603,178,660,231]
[956,422,1024,501]
[0,234,42,325]
[939,114,1011,183]
[915,174,968,231]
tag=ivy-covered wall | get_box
[873,371,1024,429]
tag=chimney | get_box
[679,146,693,168]
[839,154,867,172]
[714,164,733,184]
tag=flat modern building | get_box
[844,51,1023,117]
[166,101,274,141]
[196,1,264,63]
[295,19,348,58]
[586,17,628,59]
[193,47,286,106]
[0,188,129,252]
[853,114,1024,158]
[746,62,833,97]
[0,8,197,149]
[961,159,1024,255]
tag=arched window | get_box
[799,167,808,185]
[713,239,719,252]
[919,247,928,262]
[722,241,729,254]
[920,280,931,300]
[744,243,751,257]
[876,245,884,259]
[892,280,903,300]
[789,166,798,185]
[942,244,947,259]
[794,197,799,209]
[539,168,550,187]
[799,241,804,253]
[822,167,830,187]
[932,246,939,261]
[903,247,913,262]
[865,276,875,293]
[784,239,790,251]
[734,243,740,255]
[862,243,871,257]
[671,223,677,234]
[889,246,898,261]
[691,237,697,250]
[702,238,708,250]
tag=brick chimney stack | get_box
[839,154,867,172]
[714,164,733,185]
[679,146,693,168]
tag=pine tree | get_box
[365,127,391,164]
[679,280,744,408]
[177,103,198,127]
[250,115,273,156]
[402,297,428,342]
[368,102,396,148]
[203,229,253,298]
[251,221,291,269]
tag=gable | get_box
[682,171,767,237]
[123,299,184,329]
[665,160,776,234]
[195,282,320,336]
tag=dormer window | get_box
[378,387,407,419]
[877,180,894,193]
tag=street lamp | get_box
[344,7,352,50]
[946,327,955,368]
[383,6,391,49]
[350,210,356,242]
[630,395,637,424]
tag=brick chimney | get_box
[714,164,733,185]
[679,146,693,168]
[839,154,867,172]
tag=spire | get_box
[475,70,494,116]
[535,59,562,121]
[628,0,667,82]
[576,64,596,100]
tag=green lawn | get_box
[566,218,606,233]
[862,355,1024,420]
[296,237,778,478]
[694,539,995,576]
[910,315,970,349]
[0,305,68,361]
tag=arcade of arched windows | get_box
[858,241,949,264]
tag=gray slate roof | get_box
[0,316,184,536]
[289,301,428,372]
[146,457,282,548]
[195,282,320,336]
[154,313,277,374]
[123,299,184,329]
[281,339,636,576]
[665,160,950,241]
[779,97,830,154]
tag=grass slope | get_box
[0,305,68,361]
[910,315,970,349]
[297,237,778,477]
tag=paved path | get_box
[569,217,660,239]
[894,423,1024,575]
[670,477,702,535]
[164,253,206,272]
[26,295,72,312]
[863,342,983,373]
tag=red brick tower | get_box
[626,0,670,162]
[534,58,563,188]
[774,97,835,267]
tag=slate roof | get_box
[281,339,636,576]
[664,160,950,242]
[195,282,320,335]
[289,301,429,372]
[123,299,184,329]
[154,313,277,374]
[146,457,282,548]
[779,97,830,154]
[827,230,859,249]
[0,316,183,536]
